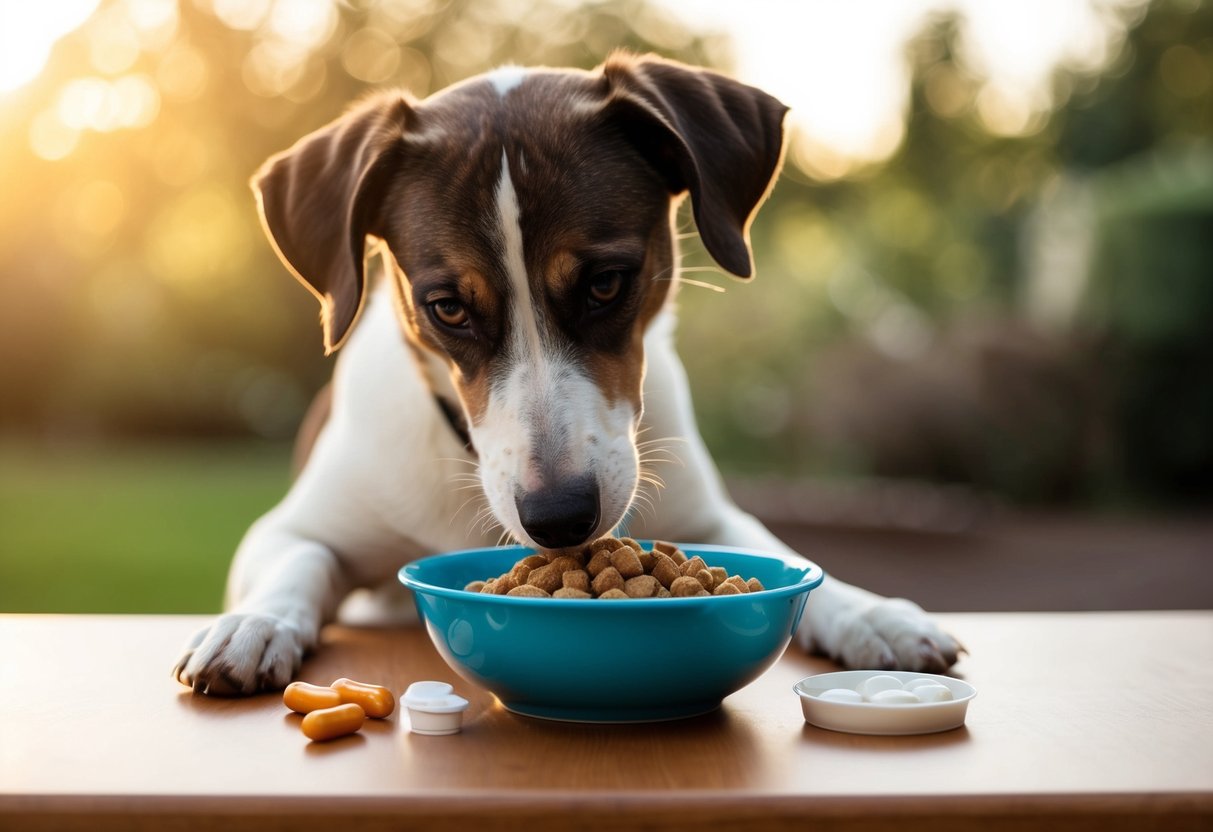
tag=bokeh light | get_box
[0,0,1210,509]
[0,3,101,93]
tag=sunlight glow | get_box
[0,2,101,93]
[266,0,339,49]
[57,74,160,132]
[28,110,79,161]
[652,0,1143,177]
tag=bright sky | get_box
[652,0,1143,175]
[0,2,100,93]
[3,0,1143,176]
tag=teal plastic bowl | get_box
[399,543,824,722]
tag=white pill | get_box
[903,677,943,692]
[910,683,953,702]
[817,688,864,703]
[869,689,922,704]
[857,675,904,700]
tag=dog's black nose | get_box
[516,478,600,549]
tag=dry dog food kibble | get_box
[623,574,660,598]
[609,547,644,578]
[507,584,549,597]
[464,537,766,600]
[591,566,625,595]
[651,555,681,589]
[563,570,591,593]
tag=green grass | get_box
[0,439,292,613]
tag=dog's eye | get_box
[587,271,626,309]
[429,298,469,329]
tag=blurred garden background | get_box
[1,0,1210,614]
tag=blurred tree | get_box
[1056,0,1213,501]
[681,0,1213,505]
[678,11,1065,491]
[0,0,726,438]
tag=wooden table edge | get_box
[3,791,1210,832]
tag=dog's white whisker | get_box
[632,486,660,522]
[627,486,654,513]
[637,448,683,458]
[641,435,685,449]
[449,495,488,529]
[454,489,488,511]
[638,446,681,460]
[638,437,685,469]
[635,443,684,456]
[673,213,696,234]
[637,457,678,468]
[673,277,726,293]
[635,458,664,480]
[632,497,657,522]
[648,262,678,280]
[649,260,727,293]
[635,433,686,447]
[476,512,503,539]
[638,476,666,493]
[432,456,480,466]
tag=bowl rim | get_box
[398,541,824,605]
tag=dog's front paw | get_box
[172,613,305,696]
[830,598,963,672]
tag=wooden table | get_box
[1,613,1210,831]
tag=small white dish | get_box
[403,681,470,736]
[793,670,976,736]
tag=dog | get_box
[173,54,961,696]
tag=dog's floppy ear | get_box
[602,54,788,279]
[252,93,412,354]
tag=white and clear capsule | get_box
[857,674,904,700]
[868,688,922,704]
[817,688,864,703]
[910,683,953,702]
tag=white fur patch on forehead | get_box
[495,151,542,359]
[488,65,528,97]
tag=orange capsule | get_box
[300,703,365,742]
[283,681,342,714]
[331,677,396,719]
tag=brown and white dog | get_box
[173,54,961,696]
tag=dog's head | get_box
[253,54,787,549]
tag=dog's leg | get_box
[688,506,961,671]
[173,285,469,695]
[172,513,349,695]
[633,315,962,672]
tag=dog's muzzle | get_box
[515,475,600,549]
